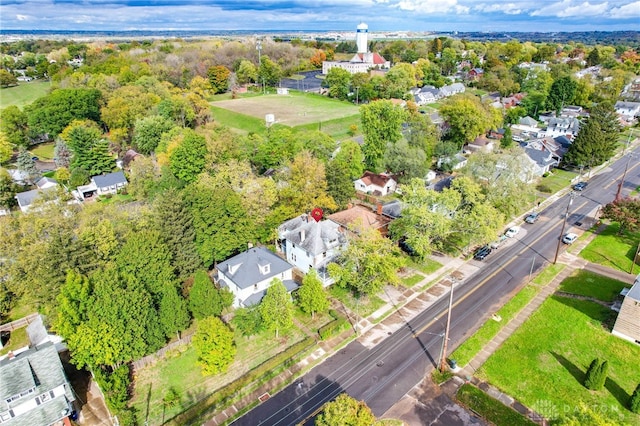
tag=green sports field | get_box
[0,80,50,109]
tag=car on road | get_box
[525,212,539,224]
[573,181,588,191]
[562,233,578,244]
[473,245,492,261]
[505,226,520,238]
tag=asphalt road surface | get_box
[232,146,640,426]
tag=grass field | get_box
[30,142,55,160]
[476,293,640,425]
[0,80,50,108]
[212,92,359,128]
[559,269,631,302]
[580,223,640,273]
[457,383,538,426]
[536,168,578,194]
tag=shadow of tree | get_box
[553,295,612,324]
[550,351,584,386]
[605,376,630,408]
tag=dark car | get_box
[473,245,492,261]
[399,238,417,256]
[573,181,588,191]
[525,212,540,224]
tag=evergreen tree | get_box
[297,270,329,319]
[563,119,615,169]
[53,139,71,168]
[188,270,233,319]
[16,147,40,184]
[158,286,190,339]
[584,358,600,390]
[629,383,640,413]
[153,188,202,279]
[501,127,513,149]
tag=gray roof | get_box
[218,247,293,290]
[525,147,556,168]
[381,199,404,219]
[15,186,58,208]
[519,116,538,127]
[279,216,346,257]
[0,342,75,426]
[627,280,640,302]
[241,279,299,306]
[35,177,57,189]
[92,171,127,188]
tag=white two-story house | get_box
[217,247,297,308]
[354,171,397,196]
[277,214,347,286]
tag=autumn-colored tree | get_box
[192,316,236,376]
[309,49,327,68]
[279,151,337,214]
[207,65,231,94]
[601,197,640,235]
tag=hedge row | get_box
[318,316,350,341]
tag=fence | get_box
[131,332,195,371]
[0,313,40,333]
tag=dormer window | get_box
[259,263,270,275]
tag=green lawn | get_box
[402,273,425,287]
[580,223,640,273]
[131,325,308,426]
[407,257,443,275]
[451,264,565,367]
[210,105,268,135]
[457,383,538,426]
[536,168,578,194]
[293,114,361,140]
[0,327,29,356]
[0,80,50,108]
[329,285,386,318]
[559,269,630,302]
[477,295,640,425]
[30,142,55,160]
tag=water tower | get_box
[356,22,368,54]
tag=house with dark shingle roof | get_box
[77,171,128,200]
[217,247,297,307]
[15,182,59,213]
[0,342,75,426]
[277,214,347,286]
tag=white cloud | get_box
[395,0,470,14]
[16,14,29,21]
[609,1,640,18]
[531,1,609,18]
[474,2,525,14]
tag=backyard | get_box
[130,310,330,425]
[476,274,639,425]
[580,223,640,274]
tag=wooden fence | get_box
[131,332,194,371]
[0,313,40,333]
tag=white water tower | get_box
[356,22,368,54]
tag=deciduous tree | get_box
[328,226,405,296]
[259,279,293,338]
[207,65,231,94]
[279,151,337,214]
[193,316,236,376]
[360,100,406,172]
[132,115,175,154]
[188,270,234,319]
[315,393,376,426]
[297,270,329,318]
[0,106,29,147]
[601,197,640,235]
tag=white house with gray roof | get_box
[0,342,75,426]
[15,178,59,213]
[217,247,297,308]
[277,214,347,285]
[77,171,128,200]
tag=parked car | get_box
[573,182,588,191]
[398,238,416,256]
[505,226,520,238]
[525,212,539,224]
[490,235,507,250]
[474,245,492,261]
[562,233,578,244]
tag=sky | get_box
[1,0,639,33]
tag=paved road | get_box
[232,146,640,426]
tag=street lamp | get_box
[256,40,262,67]
[553,191,576,264]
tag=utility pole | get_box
[554,192,575,264]
[615,152,635,201]
[440,281,455,372]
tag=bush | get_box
[584,358,608,390]
[536,184,552,193]
[318,317,350,340]
[93,364,131,412]
[629,383,640,413]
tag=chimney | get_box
[248,242,253,249]
[7,351,15,360]
[347,203,353,209]
[377,203,383,215]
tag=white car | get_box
[505,226,520,238]
[562,233,578,244]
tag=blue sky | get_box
[1,0,639,32]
